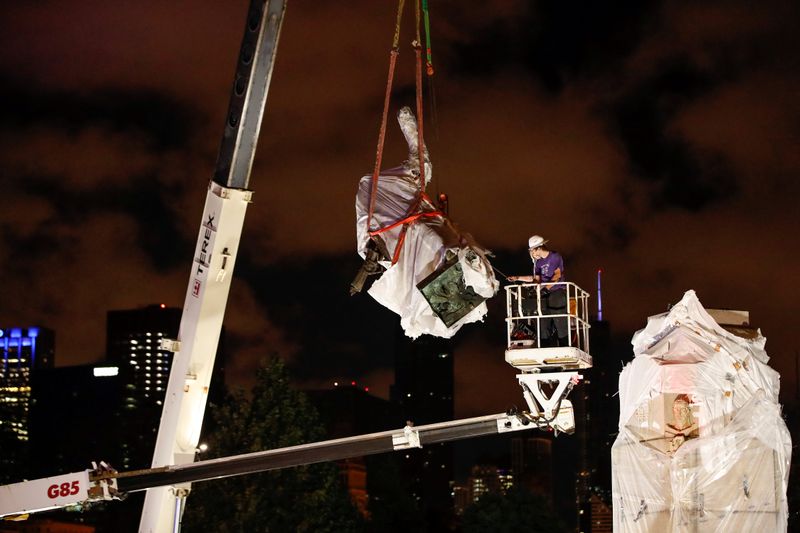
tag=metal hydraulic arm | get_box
[0,410,575,520]
[119,410,574,491]
[139,1,286,531]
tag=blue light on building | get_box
[0,327,54,450]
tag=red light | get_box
[351,381,356,386]
[364,387,370,392]
[160,304,166,309]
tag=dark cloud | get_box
[0,77,202,152]
[0,78,209,271]
[440,0,659,91]
[607,57,737,211]
[235,252,400,382]
[92,174,193,271]
[3,163,192,274]
[528,0,659,89]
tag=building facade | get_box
[0,326,54,483]
[307,384,400,518]
[511,435,554,502]
[106,305,181,470]
[391,333,455,528]
[105,305,226,471]
[29,364,123,478]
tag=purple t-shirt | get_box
[534,252,565,290]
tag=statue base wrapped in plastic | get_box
[612,290,791,532]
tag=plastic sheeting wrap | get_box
[612,290,791,532]
[355,108,498,338]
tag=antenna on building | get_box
[597,269,603,322]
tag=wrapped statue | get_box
[353,107,498,338]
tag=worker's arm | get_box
[543,267,562,289]
[507,275,535,282]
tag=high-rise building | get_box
[511,436,554,502]
[105,305,226,471]
[308,381,401,437]
[392,335,454,425]
[588,493,613,532]
[29,364,123,479]
[576,270,622,531]
[391,333,455,528]
[585,321,616,477]
[72,305,229,528]
[0,326,54,482]
[574,318,618,532]
[106,306,181,411]
[452,484,471,516]
[460,464,515,505]
[307,383,401,518]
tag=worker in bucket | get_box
[508,235,568,346]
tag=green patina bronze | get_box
[417,253,486,327]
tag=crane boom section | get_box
[139,184,251,532]
[0,471,91,518]
[121,412,550,492]
[213,0,286,189]
[1,411,564,520]
[140,1,286,531]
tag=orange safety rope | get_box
[366,0,440,266]
[369,210,443,264]
[369,210,442,238]
[366,0,405,235]
[370,191,440,265]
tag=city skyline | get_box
[1,312,583,530]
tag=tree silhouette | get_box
[182,357,363,532]
[462,489,566,533]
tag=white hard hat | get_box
[528,235,548,249]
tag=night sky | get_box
[1,0,799,418]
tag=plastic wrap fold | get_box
[612,290,791,532]
[355,108,498,338]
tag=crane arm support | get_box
[0,407,577,519]
[0,470,118,519]
[116,413,533,494]
[213,0,287,189]
[139,1,286,530]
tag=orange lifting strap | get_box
[365,0,439,265]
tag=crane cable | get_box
[422,0,434,76]
[366,0,443,265]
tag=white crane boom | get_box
[140,1,286,531]
[0,409,576,521]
